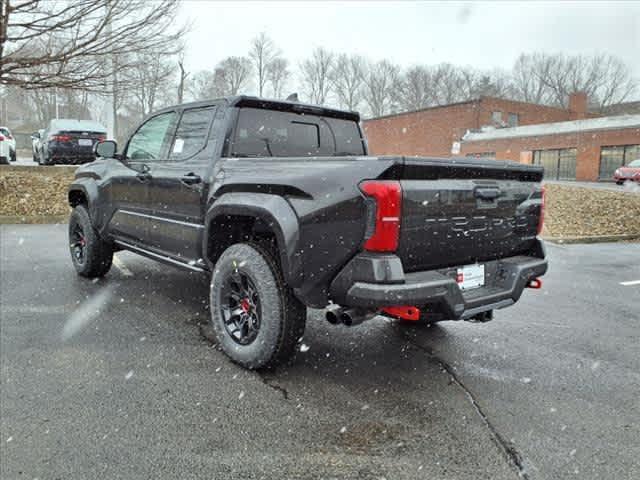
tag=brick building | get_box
[363,92,640,181]
[461,115,640,181]
[363,93,594,158]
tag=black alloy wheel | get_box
[220,268,262,345]
[70,222,87,266]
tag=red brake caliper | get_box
[240,298,251,313]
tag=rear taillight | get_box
[537,186,545,235]
[359,180,402,252]
[0,135,4,141]
[51,134,72,142]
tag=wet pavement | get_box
[1,225,638,479]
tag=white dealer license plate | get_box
[78,139,93,146]
[457,264,485,290]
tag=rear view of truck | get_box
[328,156,547,325]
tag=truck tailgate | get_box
[394,157,543,272]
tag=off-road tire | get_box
[210,242,306,369]
[68,205,113,278]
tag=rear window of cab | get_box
[231,107,365,158]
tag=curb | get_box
[543,234,640,244]
[0,215,69,225]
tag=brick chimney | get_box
[568,92,588,120]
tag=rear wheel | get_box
[10,150,16,162]
[68,205,113,278]
[210,242,306,369]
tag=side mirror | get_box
[94,140,118,159]
[32,131,41,139]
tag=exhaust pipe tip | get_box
[325,305,343,324]
[340,308,376,327]
[340,312,354,326]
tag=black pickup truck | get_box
[68,96,547,369]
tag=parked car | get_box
[614,159,640,184]
[0,126,17,163]
[0,134,10,164]
[31,129,45,162]
[67,96,547,369]
[38,119,106,165]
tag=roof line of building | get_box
[363,95,580,122]
[364,99,479,121]
[463,114,640,142]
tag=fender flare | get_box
[68,178,100,226]
[204,192,304,287]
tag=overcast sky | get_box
[180,0,640,93]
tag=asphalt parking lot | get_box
[1,224,639,479]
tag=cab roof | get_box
[160,96,360,122]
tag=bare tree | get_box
[215,56,252,96]
[511,52,637,109]
[124,51,175,118]
[300,47,334,105]
[187,70,220,101]
[266,57,289,98]
[331,53,366,111]
[511,54,554,104]
[396,65,436,111]
[177,53,189,104]
[362,59,400,117]
[249,32,280,97]
[0,0,186,90]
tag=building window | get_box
[599,144,640,179]
[466,152,495,158]
[491,111,502,123]
[533,148,577,180]
[508,113,519,127]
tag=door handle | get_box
[180,173,202,185]
[474,187,501,200]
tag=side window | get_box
[169,106,216,160]
[126,112,175,161]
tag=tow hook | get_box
[527,278,542,289]
[381,306,421,321]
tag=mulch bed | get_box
[2,166,639,240]
[543,184,640,238]
[0,166,75,217]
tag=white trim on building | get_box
[463,114,640,142]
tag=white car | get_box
[31,129,44,162]
[0,126,17,163]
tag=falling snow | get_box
[61,286,113,340]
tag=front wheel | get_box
[68,205,113,278]
[210,243,306,369]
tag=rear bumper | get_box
[48,145,95,164]
[330,240,548,320]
